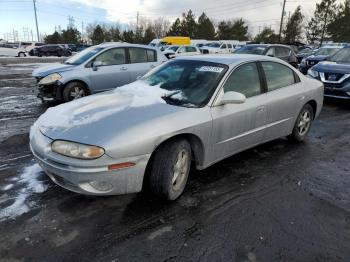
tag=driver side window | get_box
[94,48,126,66]
[223,63,262,98]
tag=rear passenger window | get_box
[129,48,148,63]
[276,47,290,57]
[223,63,261,98]
[146,49,156,62]
[262,62,296,91]
[227,44,232,48]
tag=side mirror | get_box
[219,91,246,105]
[92,61,103,71]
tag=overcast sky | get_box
[0,0,343,41]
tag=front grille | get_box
[324,72,345,82]
[202,49,209,54]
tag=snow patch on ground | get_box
[32,80,170,131]
[0,163,48,222]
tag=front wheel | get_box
[149,138,192,200]
[288,104,314,142]
[18,52,26,57]
[62,82,88,102]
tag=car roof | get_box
[175,54,283,65]
[97,42,158,50]
[246,44,291,48]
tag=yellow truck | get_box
[158,37,191,50]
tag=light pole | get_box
[33,0,40,42]
[278,0,286,43]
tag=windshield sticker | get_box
[199,66,224,73]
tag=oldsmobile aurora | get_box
[30,55,323,200]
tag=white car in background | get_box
[0,41,44,57]
[162,45,201,59]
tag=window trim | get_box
[259,61,299,92]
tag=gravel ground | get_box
[0,64,349,262]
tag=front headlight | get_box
[51,140,105,159]
[307,69,319,78]
[39,73,61,85]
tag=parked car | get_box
[32,43,167,102]
[162,45,201,58]
[234,44,299,68]
[296,49,316,64]
[30,54,323,200]
[29,44,72,57]
[307,47,350,100]
[299,46,343,74]
[200,41,235,54]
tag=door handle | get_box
[120,66,128,71]
[257,106,265,112]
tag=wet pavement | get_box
[0,64,349,262]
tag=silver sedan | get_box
[30,55,324,200]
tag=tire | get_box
[149,138,192,200]
[38,53,42,57]
[45,52,49,57]
[288,104,314,142]
[62,82,88,102]
[18,52,26,57]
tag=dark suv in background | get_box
[29,44,72,57]
[307,47,350,99]
[234,44,299,68]
[299,46,343,74]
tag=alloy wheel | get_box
[172,149,189,191]
[298,110,311,136]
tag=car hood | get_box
[313,61,350,73]
[32,81,190,148]
[162,49,175,55]
[306,55,329,61]
[32,63,77,77]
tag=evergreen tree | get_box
[105,26,121,42]
[122,30,135,43]
[218,19,249,40]
[61,28,81,44]
[306,0,337,45]
[195,12,216,40]
[91,25,105,44]
[283,6,304,43]
[254,27,279,43]
[44,31,61,44]
[143,26,157,44]
[231,19,249,41]
[167,18,182,36]
[327,0,350,42]
[180,10,197,38]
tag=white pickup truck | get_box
[200,41,237,54]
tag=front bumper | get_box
[30,128,150,195]
[34,79,63,101]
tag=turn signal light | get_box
[108,162,135,171]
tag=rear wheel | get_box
[18,52,26,57]
[288,104,314,142]
[62,82,88,102]
[149,138,191,200]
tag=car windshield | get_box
[168,46,179,52]
[207,43,221,48]
[329,48,350,63]
[64,46,104,65]
[235,46,267,55]
[141,60,228,108]
[314,48,341,56]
